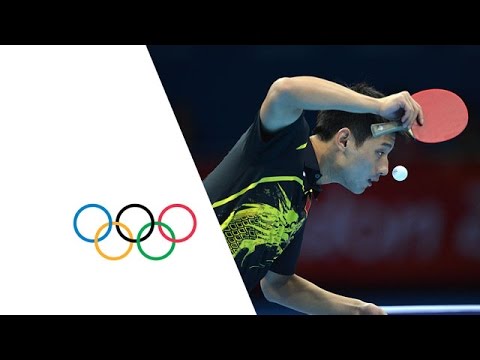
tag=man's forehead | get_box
[368,133,396,148]
[380,134,396,148]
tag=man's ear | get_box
[335,128,353,151]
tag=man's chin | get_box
[349,186,365,195]
[342,182,366,195]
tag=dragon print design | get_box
[221,184,305,268]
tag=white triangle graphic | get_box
[0,45,255,315]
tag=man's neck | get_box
[309,135,336,185]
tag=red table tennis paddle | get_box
[371,89,468,143]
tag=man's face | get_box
[340,134,395,194]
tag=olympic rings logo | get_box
[73,203,197,261]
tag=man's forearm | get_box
[262,273,375,315]
[261,75,420,134]
[272,76,381,114]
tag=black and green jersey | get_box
[204,114,321,291]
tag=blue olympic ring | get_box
[73,203,112,243]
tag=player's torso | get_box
[204,115,313,287]
[219,177,308,270]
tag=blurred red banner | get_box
[298,163,480,288]
[198,161,480,288]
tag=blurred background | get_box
[148,46,480,314]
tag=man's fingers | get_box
[412,97,424,125]
[400,101,412,127]
[401,95,421,129]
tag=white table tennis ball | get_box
[392,165,408,182]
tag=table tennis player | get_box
[203,76,423,315]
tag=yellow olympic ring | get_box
[94,221,134,260]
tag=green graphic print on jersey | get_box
[220,184,305,269]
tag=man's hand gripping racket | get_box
[372,89,468,143]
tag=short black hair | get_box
[313,83,388,147]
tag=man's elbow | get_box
[260,278,278,304]
[260,273,291,304]
[268,77,295,103]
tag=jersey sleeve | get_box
[242,112,309,162]
[269,224,305,275]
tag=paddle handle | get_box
[371,122,414,138]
